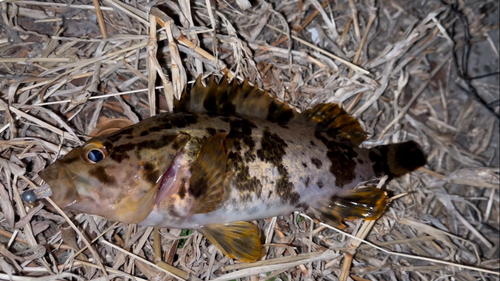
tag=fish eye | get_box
[88,149,104,162]
[83,143,108,164]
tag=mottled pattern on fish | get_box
[40,75,427,262]
[140,113,378,228]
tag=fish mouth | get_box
[39,161,83,208]
[155,149,191,205]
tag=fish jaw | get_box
[39,159,81,209]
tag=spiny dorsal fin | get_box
[175,75,367,145]
[175,74,297,125]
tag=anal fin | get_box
[309,187,388,229]
[199,221,262,263]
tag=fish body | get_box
[139,112,377,229]
[39,75,427,262]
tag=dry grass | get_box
[0,0,499,280]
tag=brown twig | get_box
[92,0,108,39]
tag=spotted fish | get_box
[38,75,427,262]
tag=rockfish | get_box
[38,75,427,262]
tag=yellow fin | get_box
[199,221,262,263]
[189,133,230,214]
[309,186,388,229]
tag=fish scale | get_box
[38,75,427,263]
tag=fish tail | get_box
[369,141,427,179]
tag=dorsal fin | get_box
[298,103,367,145]
[175,74,297,124]
[175,75,367,146]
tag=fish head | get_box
[39,129,191,224]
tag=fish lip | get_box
[39,161,82,208]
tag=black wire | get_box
[489,100,500,107]
[470,71,500,80]
[441,0,500,120]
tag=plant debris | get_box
[0,0,498,280]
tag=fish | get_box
[38,75,427,263]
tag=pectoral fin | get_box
[199,221,262,263]
[189,133,230,214]
[309,186,388,229]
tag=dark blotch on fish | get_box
[311,157,322,169]
[140,135,181,150]
[142,162,160,184]
[317,180,324,189]
[315,131,358,188]
[145,169,160,184]
[186,136,208,158]
[267,100,294,126]
[295,202,309,212]
[257,129,300,205]
[110,135,182,163]
[110,142,135,163]
[107,127,134,143]
[220,116,231,123]
[176,114,199,128]
[229,152,263,201]
[141,113,197,134]
[256,129,286,165]
[143,162,155,172]
[327,144,357,187]
[171,134,190,151]
[89,166,117,185]
[206,127,217,136]
[229,119,257,162]
[148,125,166,133]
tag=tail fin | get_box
[369,141,427,179]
